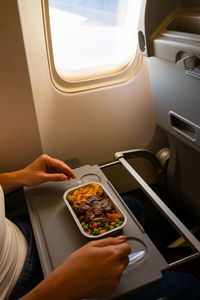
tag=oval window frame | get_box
[41,0,142,93]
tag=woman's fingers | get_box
[88,236,131,266]
[120,256,130,269]
[45,156,76,179]
[91,236,126,247]
[42,172,69,182]
[117,243,131,260]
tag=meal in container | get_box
[65,182,125,237]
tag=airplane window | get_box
[42,0,142,92]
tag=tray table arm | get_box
[113,150,200,267]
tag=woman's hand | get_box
[20,236,131,300]
[60,235,131,299]
[21,154,75,186]
[0,154,75,194]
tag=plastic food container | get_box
[63,182,127,239]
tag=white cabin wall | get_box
[0,1,42,172]
[18,0,167,166]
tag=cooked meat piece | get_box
[71,190,116,225]
[73,203,90,216]
[79,202,90,214]
[94,209,103,217]
[91,200,102,216]
[92,200,101,209]
[85,210,95,223]
[100,198,113,213]
[87,195,99,204]
[73,204,82,216]
[93,217,110,224]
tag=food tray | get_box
[63,182,127,239]
[24,164,168,299]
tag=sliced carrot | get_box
[90,222,98,229]
[107,213,120,219]
[99,229,107,235]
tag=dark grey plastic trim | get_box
[169,111,200,146]
[24,164,168,298]
[115,154,200,255]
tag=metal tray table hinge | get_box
[114,148,165,189]
[113,149,200,268]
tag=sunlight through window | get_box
[48,0,141,82]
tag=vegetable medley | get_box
[67,183,124,236]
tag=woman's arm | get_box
[0,168,26,194]
[0,154,75,194]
